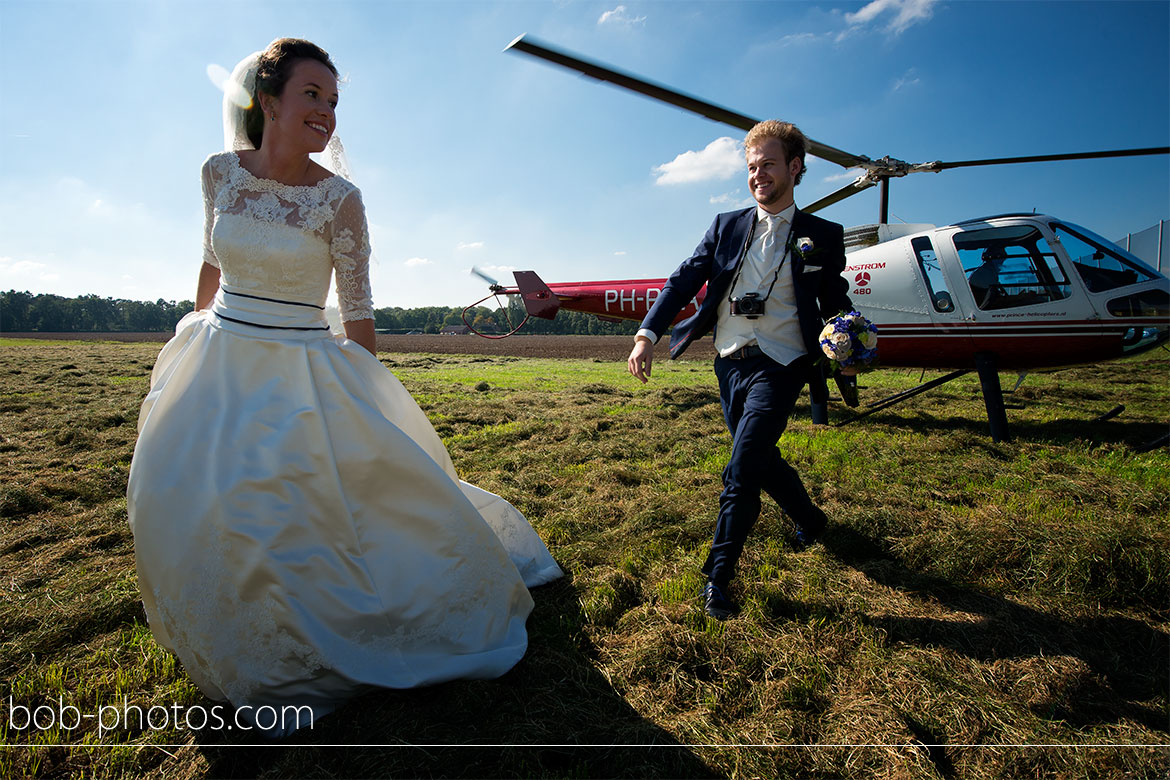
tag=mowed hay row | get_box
[0,338,1167,779]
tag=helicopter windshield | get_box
[953,225,1071,310]
[1051,221,1162,293]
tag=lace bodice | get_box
[201,152,374,321]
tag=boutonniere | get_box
[792,236,818,259]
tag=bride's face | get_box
[267,59,339,154]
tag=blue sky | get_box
[2,0,1167,309]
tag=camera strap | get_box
[728,216,793,307]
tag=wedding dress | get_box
[127,151,561,734]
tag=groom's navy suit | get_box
[641,206,851,588]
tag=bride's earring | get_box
[270,112,277,121]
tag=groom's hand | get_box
[628,336,654,383]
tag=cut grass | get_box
[0,341,1166,778]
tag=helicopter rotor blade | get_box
[802,174,879,215]
[927,146,1170,171]
[470,266,501,288]
[504,34,871,171]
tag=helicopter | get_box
[463,36,1169,442]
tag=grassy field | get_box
[0,337,1167,779]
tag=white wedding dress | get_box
[127,152,561,734]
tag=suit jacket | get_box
[641,206,852,400]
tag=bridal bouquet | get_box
[818,311,878,375]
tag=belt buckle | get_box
[730,345,752,360]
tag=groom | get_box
[627,120,852,620]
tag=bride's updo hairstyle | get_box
[245,38,338,149]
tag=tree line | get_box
[1,290,641,336]
[378,298,638,336]
[0,291,196,333]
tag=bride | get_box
[126,38,561,735]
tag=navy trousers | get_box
[701,352,822,588]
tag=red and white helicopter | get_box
[465,37,1169,442]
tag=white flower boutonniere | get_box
[796,237,815,256]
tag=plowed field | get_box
[5,332,718,361]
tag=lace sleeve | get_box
[331,187,374,322]
[201,159,219,269]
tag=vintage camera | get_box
[729,293,765,319]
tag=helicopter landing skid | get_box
[830,356,1014,442]
[831,369,972,425]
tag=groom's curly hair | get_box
[245,38,339,149]
[744,120,807,186]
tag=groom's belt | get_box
[723,344,766,360]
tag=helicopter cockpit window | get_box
[911,236,953,312]
[953,225,1071,310]
[1052,222,1160,293]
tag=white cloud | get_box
[87,197,125,218]
[456,241,484,251]
[1,256,46,274]
[613,250,627,256]
[844,0,937,35]
[404,257,432,267]
[653,137,744,186]
[822,169,865,184]
[0,174,203,301]
[0,255,62,285]
[779,32,821,46]
[599,5,646,26]
[892,68,921,91]
[709,192,753,208]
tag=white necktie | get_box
[761,216,785,265]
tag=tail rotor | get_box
[463,267,529,338]
[470,266,504,292]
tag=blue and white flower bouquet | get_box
[818,311,878,376]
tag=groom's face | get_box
[746,138,801,213]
